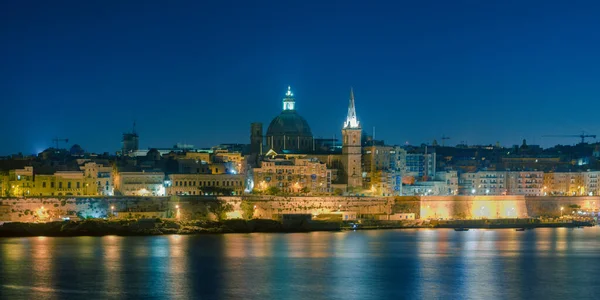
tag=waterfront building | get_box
[252,156,332,195]
[114,172,166,196]
[81,162,114,196]
[583,171,600,196]
[212,148,245,174]
[362,144,397,196]
[405,152,436,179]
[506,171,543,196]
[167,174,245,195]
[543,172,584,196]
[460,171,507,195]
[401,180,451,196]
[458,171,543,196]
[4,166,99,197]
[434,171,459,195]
[6,167,35,197]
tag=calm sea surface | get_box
[1,227,599,300]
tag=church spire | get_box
[283,86,295,111]
[344,87,360,129]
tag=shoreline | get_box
[0,218,595,237]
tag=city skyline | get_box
[3,1,600,155]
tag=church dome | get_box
[266,110,313,137]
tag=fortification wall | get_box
[0,195,598,222]
[0,196,393,222]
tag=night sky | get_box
[2,1,600,155]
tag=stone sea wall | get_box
[0,195,598,222]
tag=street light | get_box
[560,206,564,217]
[111,205,115,217]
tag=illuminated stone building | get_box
[167,174,245,195]
[362,144,397,195]
[543,172,584,196]
[459,171,543,196]
[583,171,600,196]
[6,167,34,197]
[81,162,114,196]
[4,165,99,197]
[114,172,165,196]
[265,87,314,152]
[253,156,332,195]
[506,171,543,196]
[342,88,363,191]
[460,171,507,195]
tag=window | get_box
[42,182,46,188]
[76,182,80,188]
[59,182,63,188]
[51,182,55,188]
[68,182,71,188]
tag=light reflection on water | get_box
[0,227,599,299]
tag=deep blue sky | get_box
[2,0,600,155]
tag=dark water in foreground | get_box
[1,228,599,300]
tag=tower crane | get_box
[441,135,451,146]
[52,137,69,149]
[542,132,596,144]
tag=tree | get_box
[334,188,344,196]
[208,200,234,221]
[266,187,281,195]
[240,200,255,220]
[300,187,310,195]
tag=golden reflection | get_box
[535,229,551,252]
[461,231,501,297]
[77,236,95,259]
[31,236,56,300]
[554,228,567,253]
[167,234,188,295]
[223,235,246,258]
[417,230,442,299]
[288,234,310,258]
[500,231,522,257]
[248,234,273,258]
[221,235,259,297]
[308,232,329,258]
[102,235,122,295]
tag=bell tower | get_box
[342,88,362,192]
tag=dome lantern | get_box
[283,86,295,111]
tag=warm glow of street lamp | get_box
[175,205,179,209]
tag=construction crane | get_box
[542,132,596,144]
[441,135,451,146]
[52,137,69,149]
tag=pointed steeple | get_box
[344,87,360,129]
